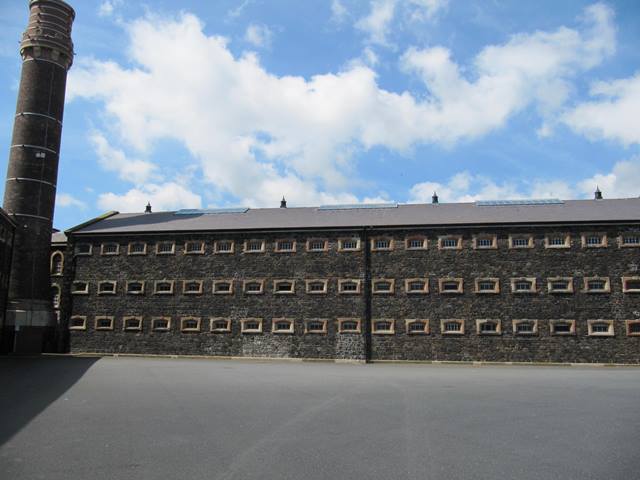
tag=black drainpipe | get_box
[362,226,372,362]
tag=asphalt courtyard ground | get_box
[1,357,639,480]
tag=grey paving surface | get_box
[1,357,639,480]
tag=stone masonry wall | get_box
[67,224,640,363]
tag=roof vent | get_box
[280,196,287,208]
[432,192,439,204]
[144,202,152,214]
[594,186,603,200]
[476,199,564,207]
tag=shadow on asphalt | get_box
[0,356,98,446]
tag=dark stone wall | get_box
[67,224,640,363]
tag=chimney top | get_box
[594,186,603,200]
[145,202,152,213]
[432,192,439,204]
[280,196,287,208]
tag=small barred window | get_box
[440,237,461,249]
[123,317,142,331]
[152,317,171,331]
[213,281,233,294]
[306,280,327,294]
[440,279,463,293]
[546,235,569,248]
[95,317,114,331]
[406,237,427,250]
[627,321,640,336]
[406,279,428,294]
[339,319,360,333]
[513,320,537,335]
[511,237,531,248]
[156,241,175,255]
[245,240,264,252]
[372,320,394,334]
[71,281,89,294]
[275,240,295,252]
[621,235,640,246]
[98,281,117,295]
[406,320,428,334]
[69,316,86,330]
[128,242,146,255]
[272,319,294,333]
[154,281,174,294]
[181,318,201,332]
[214,240,234,253]
[75,243,92,255]
[548,278,573,293]
[307,239,327,252]
[476,238,494,248]
[513,279,535,292]
[372,238,392,251]
[339,239,360,251]
[550,321,574,335]
[274,280,295,294]
[584,278,609,292]
[244,281,264,294]
[339,280,360,293]
[210,318,231,332]
[183,280,203,295]
[588,320,613,336]
[126,281,145,295]
[478,321,499,334]
[101,243,119,255]
[185,241,205,254]
[241,318,262,333]
[442,320,463,334]
[305,320,327,334]
[476,279,499,293]
[623,278,640,293]
[372,280,394,294]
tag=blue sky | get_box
[1,0,639,229]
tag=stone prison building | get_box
[49,196,640,363]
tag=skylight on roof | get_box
[476,199,564,207]
[175,208,249,215]
[318,203,398,211]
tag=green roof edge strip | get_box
[65,210,119,234]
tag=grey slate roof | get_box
[69,197,640,235]
[51,231,67,244]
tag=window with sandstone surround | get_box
[405,278,429,294]
[95,316,114,331]
[180,317,201,332]
[338,279,361,294]
[550,320,576,335]
[438,278,463,294]
[123,316,143,332]
[184,240,205,254]
[100,242,119,255]
[69,316,87,331]
[210,318,231,333]
[98,280,117,295]
[183,280,203,295]
[304,319,328,334]
[50,251,63,275]
[214,240,234,254]
[151,317,171,332]
[544,234,571,249]
[127,242,147,255]
[126,280,145,295]
[372,279,395,294]
[510,277,537,293]
[625,320,640,337]
[587,320,614,337]
[74,243,92,256]
[273,279,295,294]
[547,277,574,294]
[405,236,428,250]
[243,280,264,294]
[512,319,538,335]
[305,279,328,294]
[473,235,497,250]
[272,318,295,334]
[371,237,393,251]
[212,280,234,295]
[583,277,611,293]
[438,235,462,250]
[405,319,429,335]
[156,241,175,255]
[372,319,395,335]
[474,278,500,294]
[338,238,360,252]
[274,239,296,253]
[71,281,89,295]
[337,318,361,334]
[619,234,640,248]
[306,239,328,252]
[244,239,265,253]
[241,318,263,333]
[622,277,640,293]
[476,319,501,335]
[581,233,607,248]
[441,319,465,335]
[508,234,534,249]
[153,280,174,295]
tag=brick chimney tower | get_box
[3,0,75,353]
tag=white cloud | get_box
[356,0,397,46]
[407,0,449,21]
[68,6,616,208]
[563,72,640,146]
[98,0,122,17]
[331,0,348,23]
[98,182,202,213]
[244,24,273,49]
[577,156,640,198]
[227,0,252,19]
[89,132,156,184]
[409,157,640,204]
[56,193,87,209]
